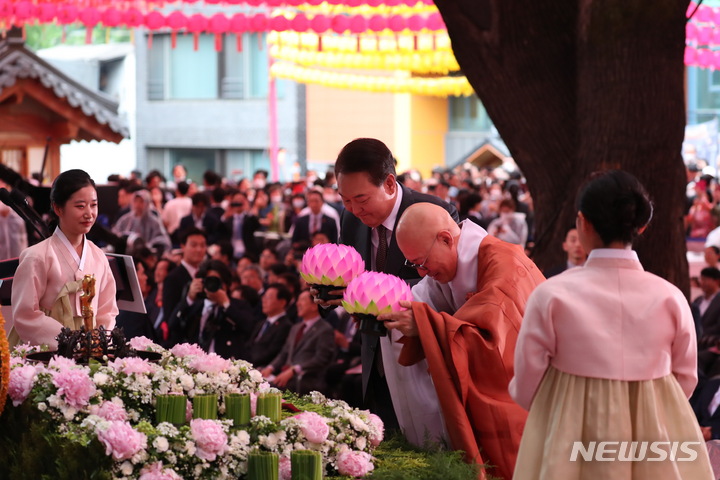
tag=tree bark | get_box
[435,0,690,294]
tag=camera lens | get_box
[203,276,222,293]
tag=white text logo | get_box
[569,441,702,462]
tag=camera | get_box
[203,275,223,293]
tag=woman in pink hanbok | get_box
[510,170,713,479]
[8,169,117,348]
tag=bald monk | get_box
[378,203,545,480]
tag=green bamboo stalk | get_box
[155,394,187,425]
[247,451,279,480]
[192,394,218,420]
[291,450,322,480]
[225,393,251,427]
[256,393,282,422]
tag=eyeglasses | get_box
[404,236,438,271]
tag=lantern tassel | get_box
[147,31,153,50]
[193,32,199,51]
[171,31,177,49]
[236,33,243,52]
[258,33,263,51]
[86,26,93,44]
[318,34,322,52]
[215,33,222,52]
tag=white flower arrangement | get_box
[5,338,382,479]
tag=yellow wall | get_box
[306,82,448,179]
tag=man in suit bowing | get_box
[315,137,459,438]
[260,290,336,395]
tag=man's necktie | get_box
[375,224,388,272]
[255,320,271,342]
[294,323,306,346]
[200,305,219,352]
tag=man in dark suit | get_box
[178,192,221,245]
[172,260,260,358]
[291,190,339,244]
[694,267,720,376]
[260,290,336,395]
[692,376,720,441]
[162,227,207,346]
[317,137,459,430]
[241,283,293,367]
[219,191,261,260]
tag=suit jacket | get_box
[269,318,336,395]
[162,264,192,345]
[693,377,720,439]
[338,184,459,399]
[218,214,262,258]
[241,314,293,367]
[174,296,260,359]
[178,212,221,245]
[693,293,720,342]
[292,214,338,244]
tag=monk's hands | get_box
[309,287,344,308]
[378,300,418,337]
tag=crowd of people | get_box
[6,139,720,478]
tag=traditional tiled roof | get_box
[0,30,129,139]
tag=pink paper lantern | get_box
[0,1,11,18]
[310,14,331,33]
[290,14,310,32]
[79,7,101,26]
[686,22,698,42]
[349,15,367,34]
[699,26,713,45]
[713,29,720,45]
[307,0,324,5]
[407,14,424,32]
[230,13,248,32]
[367,0,383,7]
[342,271,413,316]
[368,14,386,32]
[714,50,720,70]
[144,11,165,30]
[166,11,187,30]
[699,48,713,68]
[426,12,444,31]
[209,13,229,33]
[124,8,144,28]
[698,5,713,23]
[13,1,33,23]
[102,8,123,28]
[249,13,268,32]
[187,13,208,33]
[685,47,698,65]
[36,3,57,23]
[346,0,363,6]
[331,15,350,34]
[300,244,365,287]
[287,0,305,6]
[388,14,406,32]
[270,15,290,32]
[267,0,282,7]
[57,5,78,25]
[385,0,401,6]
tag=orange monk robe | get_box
[398,236,545,480]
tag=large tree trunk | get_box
[436,0,690,294]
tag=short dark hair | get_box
[180,227,207,245]
[266,282,292,305]
[335,138,396,186]
[278,272,300,296]
[51,169,95,208]
[576,170,653,246]
[191,192,209,207]
[215,240,234,261]
[701,267,720,281]
[177,181,190,196]
[306,190,323,201]
[212,187,225,204]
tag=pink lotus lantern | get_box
[342,271,413,336]
[300,244,365,300]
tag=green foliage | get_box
[0,403,113,480]
[23,25,131,52]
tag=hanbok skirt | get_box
[513,366,713,480]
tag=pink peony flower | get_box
[279,455,292,480]
[336,447,374,477]
[52,368,96,408]
[139,462,183,480]
[48,355,77,371]
[97,421,148,461]
[170,343,205,358]
[190,419,228,461]
[109,357,157,376]
[367,413,384,447]
[89,400,128,421]
[129,336,156,351]
[8,364,37,406]
[189,352,231,373]
[294,411,330,444]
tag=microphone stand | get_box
[0,188,49,241]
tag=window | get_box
[146,148,268,183]
[226,149,270,182]
[448,96,493,131]
[148,33,270,100]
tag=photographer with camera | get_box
[171,259,261,358]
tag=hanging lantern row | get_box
[688,2,720,25]
[686,22,720,46]
[270,44,459,74]
[271,30,451,53]
[0,3,447,34]
[685,47,720,70]
[0,0,435,10]
[270,61,473,97]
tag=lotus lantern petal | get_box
[342,271,413,316]
[300,243,365,286]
